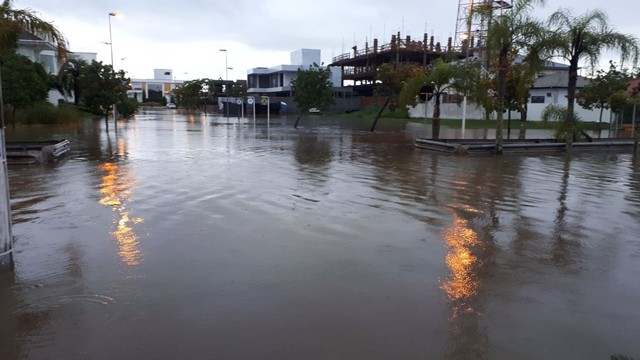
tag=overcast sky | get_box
[13,0,640,81]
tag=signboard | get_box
[261,97,269,106]
[236,99,242,105]
[247,97,254,105]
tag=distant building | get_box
[129,69,184,103]
[247,48,341,96]
[246,49,355,113]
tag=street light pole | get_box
[0,67,13,267]
[108,12,122,128]
[219,49,229,123]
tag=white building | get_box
[408,61,611,122]
[16,33,97,105]
[247,48,342,96]
[129,69,184,103]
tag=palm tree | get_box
[0,0,68,58]
[58,58,87,105]
[477,0,545,153]
[546,8,639,151]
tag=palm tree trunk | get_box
[566,60,579,152]
[507,110,512,139]
[432,93,441,140]
[495,50,508,154]
[633,102,639,153]
[370,97,390,132]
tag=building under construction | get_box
[329,0,512,97]
[329,32,464,96]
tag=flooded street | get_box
[1,109,640,359]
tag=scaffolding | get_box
[454,0,513,56]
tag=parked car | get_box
[167,103,177,109]
[308,107,320,113]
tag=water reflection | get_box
[552,157,579,266]
[294,133,332,184]
[98,140,143,266]
[442,206,490,360]
[442,210,481,304]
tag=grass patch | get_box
[339,108,607,131]
[14,102,89,125]
[339,106,409,119]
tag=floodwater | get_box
[1,110,639,359]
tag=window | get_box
[546,92,552,97]
[531,96,545,104]
[164,71,171,76]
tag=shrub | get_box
[15,102,86,124]
[541,104,587,142]
[117,98,139,118]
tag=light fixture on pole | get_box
[219,49,230,122]
[108,12,123,70]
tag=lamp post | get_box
[219,49,230,122]
[108,12,122,127]
[0,67,13,267]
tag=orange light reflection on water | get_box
[442,214,480,303]
[99,162,143,266]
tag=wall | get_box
[291,49,321,67]
[408,101,613,123]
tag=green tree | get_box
[545,8,639,151]
[629,81,640,153]
[0,52,49,125]
[609,90,630,130]
[577,61,630,124]
[426,59,458,139]
[399,59,458,139]
[173,78,218,111]
[291,63,335,128]
[371,62,424,131]
[477,0,546,153]
[0,0,70,132]
[455,60,497,121]
[116,97,139,119]
[57,58,88,105]
[79,60,129,126]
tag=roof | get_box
[16,32,57,51]
[532,71,590,89]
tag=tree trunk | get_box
[566,59,579,152]
[633,103,638,153]
[598,107,603,123]
[635,120,639,154]
[520,102,528,122]
[432,93,441,140]
[294,112,302,128]
[495,49,508,154]
[370,97,390,132]
[507,110,512,140]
